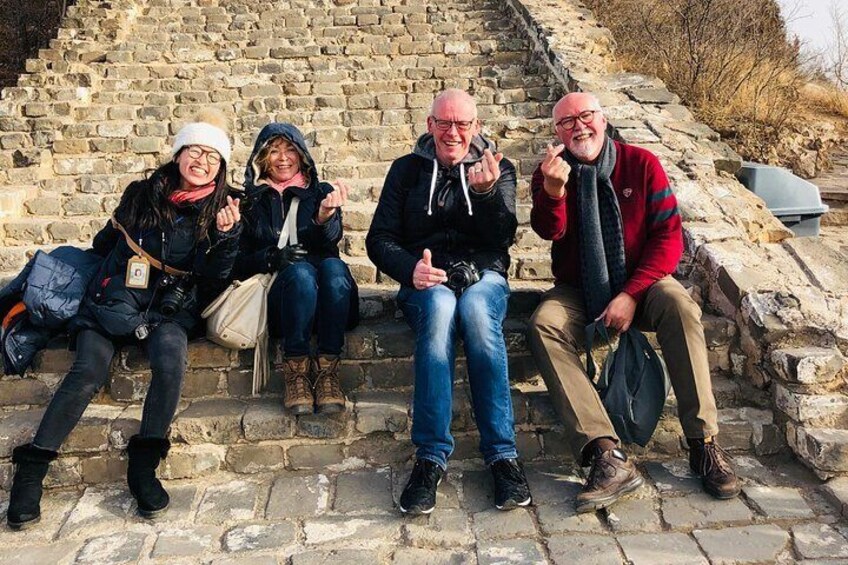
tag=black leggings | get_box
[32,323,188,451]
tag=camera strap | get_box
[111,216,191,277]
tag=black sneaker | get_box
[399,459,443,515]
[491,458,532,510]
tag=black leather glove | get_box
[266,244,308,271]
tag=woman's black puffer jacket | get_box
[71,170,242,340]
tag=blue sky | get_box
[778,0,839,53]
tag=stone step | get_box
[0,374,779,490]
[341,226,550,258]
[822,203,848,227]
[0,223,554,284]
[0,185,39,220]
[0,282,739,411]
[88,74,547,100]
[787,424,848,478]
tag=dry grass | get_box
[583,0,819,168]
[804,82,848,121]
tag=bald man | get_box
[367,89,531,515]
[527,92,739,513]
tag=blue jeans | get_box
[397,270,517,469]
[269,258,352,357]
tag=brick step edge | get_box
[0,305,739,409]
[0,399,781,491]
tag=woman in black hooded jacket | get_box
[5,110,242,530]
[235,122,358,416]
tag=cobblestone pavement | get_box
[2,453,848,564]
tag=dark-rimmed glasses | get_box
[430,117,476,132]
[555,110,600,131]
[185,145,221,165]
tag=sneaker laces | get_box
[410,459,440,491]
[701,442,735,477]
[493,459,524,486]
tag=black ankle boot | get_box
[126,435,170,518]
[6,443,58,530]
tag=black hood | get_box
[244,122,318,198]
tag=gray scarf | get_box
[563,136,626,321]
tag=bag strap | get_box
[584,320,615,385]
[110,216,190,277]
[278,197,300,248]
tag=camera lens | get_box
[159,277,190,316]
[448,270,468,290]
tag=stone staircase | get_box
[0,0,559,283]
[0,0,799,491]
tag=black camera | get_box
[444,261,480,296]
[158,274,193,316]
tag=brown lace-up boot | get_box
[576,440,644,513]
[280,356,313,415]
[312,355,345,414]
[689,436,740,499]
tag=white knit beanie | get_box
[171,109,232,164]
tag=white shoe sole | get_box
[399,476,442,515]
[496,495,532,511]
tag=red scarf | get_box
[266,172,307,193]
[169,181,216,205]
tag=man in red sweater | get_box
[527,92,739,513]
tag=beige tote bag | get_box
[202,197,299,394]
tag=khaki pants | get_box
[527,276,718,462]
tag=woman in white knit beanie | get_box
[5,110,243,530]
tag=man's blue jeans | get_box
[269,258,352,357]
[397,270,518,469]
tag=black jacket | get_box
[236,122,344,277]
[71,171,242,339]
[366,133,518,287]
[235,122,358,329]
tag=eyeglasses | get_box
[185,145,221,165]
[430,117,476,132]
[555,110,600,131]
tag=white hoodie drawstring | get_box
[428,159,474,216]
[458,162,473,216]
[427,158,438,216]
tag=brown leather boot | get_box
[281,356,313,415]
[576,447,644,513]
[312,355,345,414]
[689,437,741,499]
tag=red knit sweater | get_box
[530,140,683,303]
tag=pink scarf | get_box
[169,182,216,205]
[265,172,308,193]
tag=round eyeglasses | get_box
[555,110,600,130]
[185,145,221,165]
